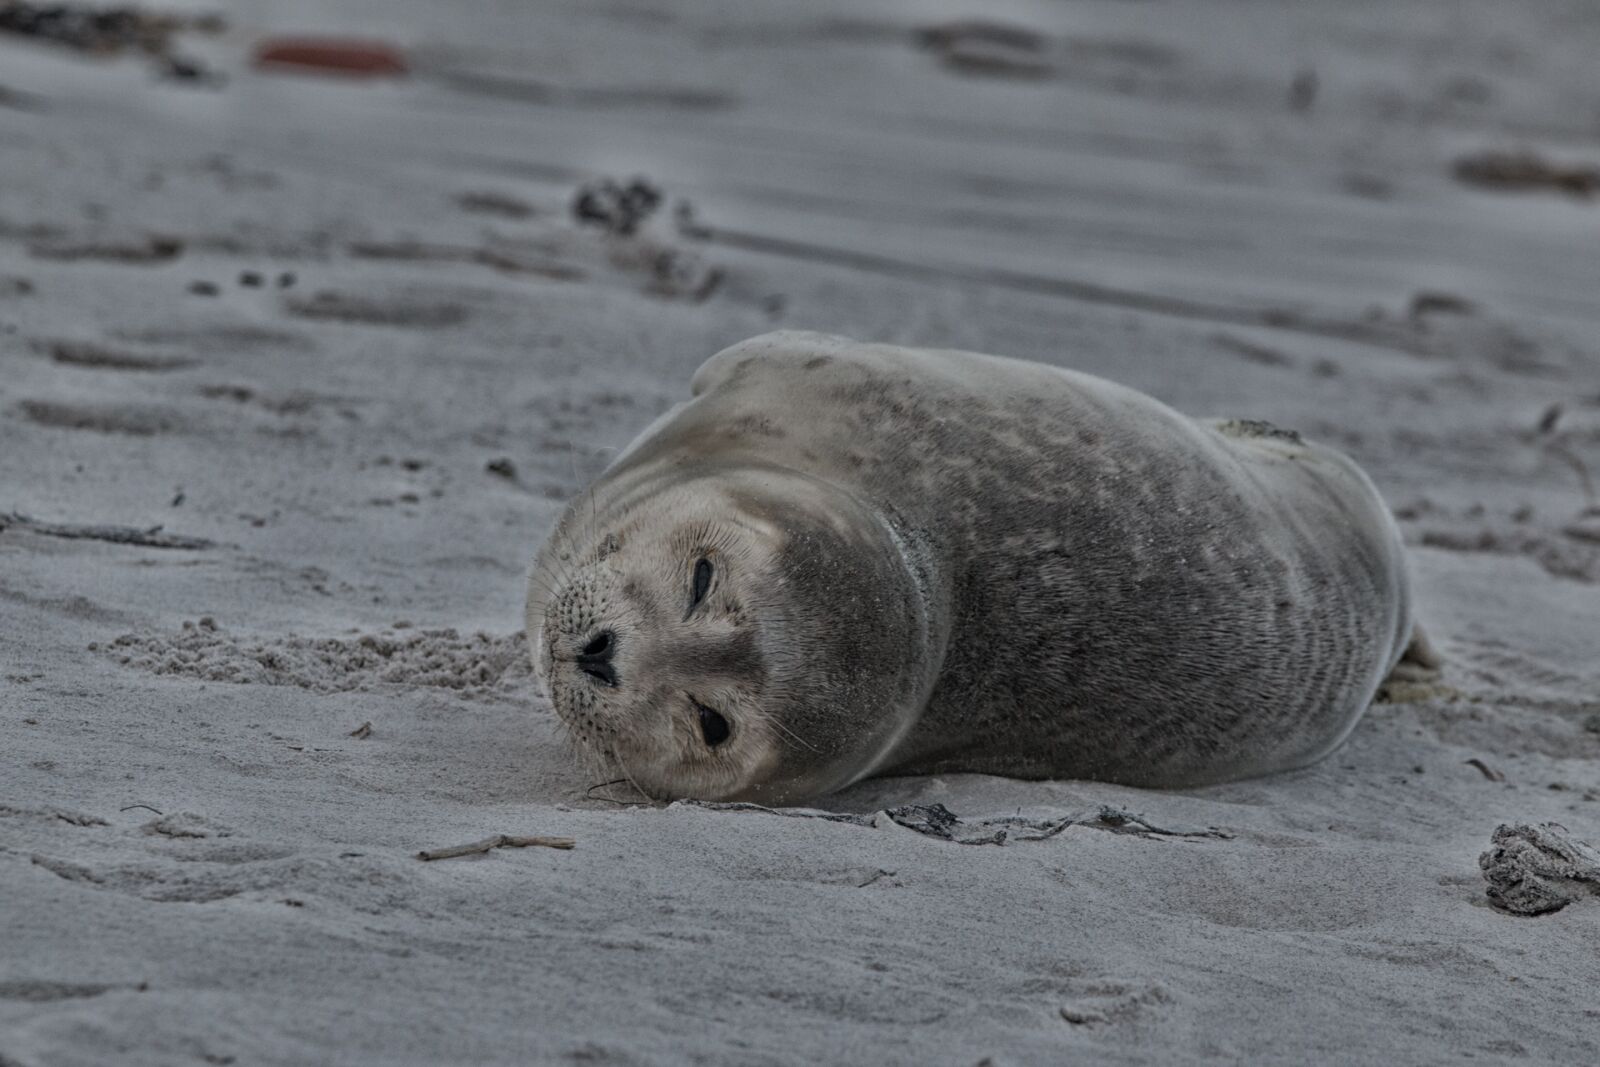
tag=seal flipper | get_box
[1398,622,1442,671]
[1382,622,1443,688]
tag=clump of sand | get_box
[98,620,530,695]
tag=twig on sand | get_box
[3,511,216,550]
[1465,758,1506,782]
[416,834,575,861]
[348,721,373,739]
[119,804,164,815]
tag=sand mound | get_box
[99,620,531,695]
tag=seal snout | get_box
[575,629,619,687]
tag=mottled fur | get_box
[528,331,1418,802]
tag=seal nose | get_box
[576,630,618,687]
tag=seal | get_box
[527,331,1431,803]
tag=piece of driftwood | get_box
[416,834,575,861]
[3,511,216,549]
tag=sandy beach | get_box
[3,1,1599,1063]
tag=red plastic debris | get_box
[253,38,409,77]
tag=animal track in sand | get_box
[284,290,470,329]
[29,846,391,905]
[755,986,952,1027]
[116,323,316,352]
[36,338,197,372]
[142,812,234,839]
[27,233,183,264]
[18,814,371,905]
[1057,978,1174,1027]
[1417,526,1597,583]
[30,852,245,903]
[1399,500,1600,584]
[0,804,108,827]
[100,619,531,696]
[1457,638,1592,690]
[346,239,583,282]
[0,980,142,1002]
[17,399,197,436]
[196,382,360,417]
[1397,640,1600,762]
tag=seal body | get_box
[528,331,1419,802]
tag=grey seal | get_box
[527,331,1431,803]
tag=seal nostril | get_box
[579,630,614,661]
[578,659,617,687]
[576,631,618,687]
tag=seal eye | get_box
[694,700,731,747]
[689,557,714,611]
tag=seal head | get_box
[529,466,934,803]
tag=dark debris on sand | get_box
[572,177,663,237]
[1453,150,1600,200]
[683,800,1231,846]
[0,1,225,83]
[570,176,724,301]
[1480,823,1600,915]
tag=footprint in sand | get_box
[1058,978,1173,1027]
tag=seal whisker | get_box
[526,572,561,599]
[610,757,653,805]
[584,776,645,806]
[534,553,571,596]
[758,709,819,754]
